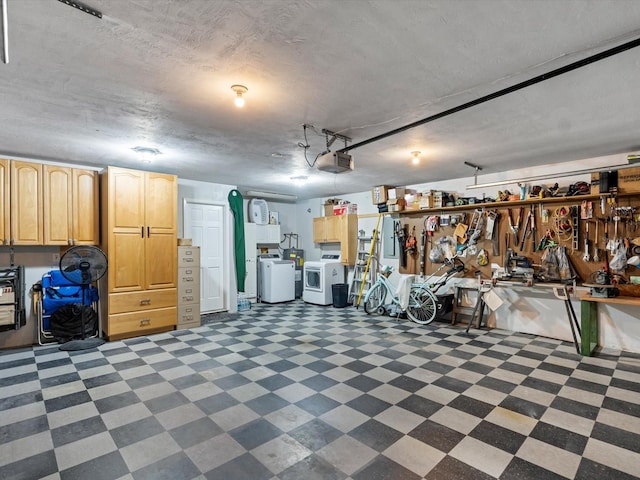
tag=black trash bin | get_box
[332,283,349,308]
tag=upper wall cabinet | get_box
[0,160,99,246]
[313,214,358,265]
[43,166,99,245]
[10,161,43,245]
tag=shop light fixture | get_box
[465,160,635,190]
[245,190,297,202]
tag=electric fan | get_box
[57,245,108,351]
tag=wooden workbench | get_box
[580,294,640,356]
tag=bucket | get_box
[332,283,349,308]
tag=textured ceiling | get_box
[1,0,640,199]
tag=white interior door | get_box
[184,201,225,313]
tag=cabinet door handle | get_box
[139,319,151,326]
[147,226,150,237]
[141,226,144,238]
[139,299,151,305]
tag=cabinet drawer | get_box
[178,247,200,267]
[178,291,199,304]
[178,269,199,284]
[109,289,176,314]
[177,304,200,326]
[107,307,176,336]
[0,306,15,326]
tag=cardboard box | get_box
[433,191,444,208]
[389,187,415,199]
[371,186,390,204]
[419,193,434,209]
[617,167,640,193]
[177,238,192,246]
[592,167,640,195]
[324,198,342,216]
[387,198,406,212]
[333,203,357,215]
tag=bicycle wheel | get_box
[406,285,437,325]
[363,283,386,314]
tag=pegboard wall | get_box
[396,194,640,283]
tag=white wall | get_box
[178,179,237,312]
[296,153,639,353]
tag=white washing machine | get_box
[258,254,295,303]
[303,254,344,305]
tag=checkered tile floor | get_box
[1,300,639,480]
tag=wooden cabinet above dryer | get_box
[312,214,358,265]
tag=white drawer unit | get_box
[177,246,201,329]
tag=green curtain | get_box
[228,189,246,292]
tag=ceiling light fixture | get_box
[132,146,161,163]
[231,84,248,108]
[290,175,308,186]
[411,151,421,165]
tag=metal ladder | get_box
[350,214,382,308]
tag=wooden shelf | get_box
[580,294,640,306]
[400,194,609,216]
[358,192,639,219]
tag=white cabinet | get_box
[255,224,281,245]
[244,223,257,300]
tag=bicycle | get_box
[363,266,439,325]
[409,252,467,325]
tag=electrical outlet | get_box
[52,253,60,265]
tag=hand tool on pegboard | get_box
[484,210,501,256]
[507,207,523,247]
[530,204,537,252]
[572,206,580,252]
[593,220,600,262]
[583,221,591,262]
[519,208,532,251]
[396,222,407,268]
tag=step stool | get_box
[451,285,486,328]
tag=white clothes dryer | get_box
[303,254,344,305]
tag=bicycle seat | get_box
[381,265,393,277]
